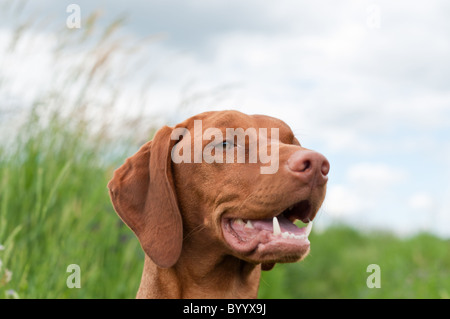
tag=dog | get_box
[108,110,329,298]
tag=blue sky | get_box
[1,0,450,237]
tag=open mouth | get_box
[221,200,314,263]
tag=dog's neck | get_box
[136,253,261,298]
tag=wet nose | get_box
[287,150,330,184]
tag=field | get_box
[260,227,450,298]
[1,6,449,299]
[0,112,449,299]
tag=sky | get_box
[1,0,450,237]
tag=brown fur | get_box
[107,110,329,298]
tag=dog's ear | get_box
[108,126,183,268]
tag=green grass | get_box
[259,227,450,298]
[0,5,151,298]
[0,107,143,298]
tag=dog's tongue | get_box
[250,215,312,238]
[227,214,313,244]
[222,214,313,262]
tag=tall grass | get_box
[0,4,152,298]
[0,107,144,298]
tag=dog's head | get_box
[108,110,329,270]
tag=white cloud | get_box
[408,192,434,212]
[0,28,55,103]
[323,162,408,219]
[322,184,366,217]
[347,163,407,187]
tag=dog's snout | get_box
[287,150,330,183]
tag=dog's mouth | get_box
[221,200,314,265]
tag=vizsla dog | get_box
[108,110,329,298]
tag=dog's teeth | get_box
[234,218,245,225]
[304,219,313,237]
[273,216,281,236]
[245,220,254,229]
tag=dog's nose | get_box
[287,150,330,184]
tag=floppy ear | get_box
[107,126,183,268]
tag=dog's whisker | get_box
[183,223,207,241]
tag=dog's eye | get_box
[218,140,235,150]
